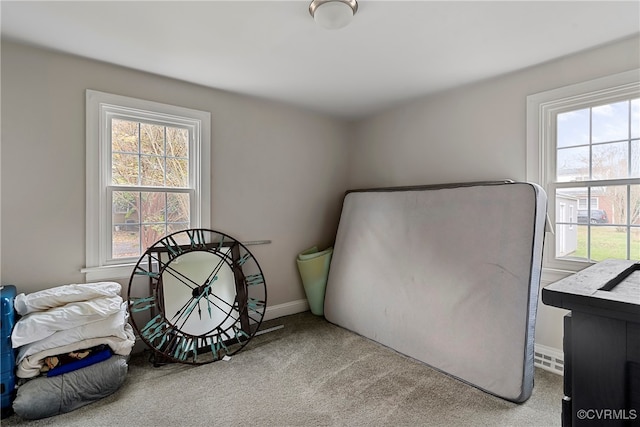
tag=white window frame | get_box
[83,90,211,281]
[526,69,640,275]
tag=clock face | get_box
[127,229,267,364]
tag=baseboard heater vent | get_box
[534,344,564,375]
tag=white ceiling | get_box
[2,1,639,119]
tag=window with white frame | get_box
[84,90,210,280]
[527,70,639,271]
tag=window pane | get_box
[168,223,189,236]
[587,186,607,216]
[557,108,589,148]
[590,226,628,261]
[167,192,190,224]
[555,222,577,258]
[112,190,139,218]
[166,158,188,187]
[112,227,140,259]
[592,101,629,143]
[557,146,589,182]
[140,123,165,156]
[632,227,640,260]
[592,142,627,180]
[602,185,625,225]
[555,190,580,224]
[112,153,139,185]
[112,119,138,153]
[167,127,188,158]
[142,224,166,251]
[140,192,166,251]
[555,188,584,257]
[558,225,587,261]
[632,184,640,225]
[630,98,639,139]
[112,120,140,186]
[632,140,640,178]
[140,192,166,224]
[555,189,580,258]
[140,155,165,186]
[112,191,140,259]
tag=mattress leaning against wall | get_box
[323,181,547,403]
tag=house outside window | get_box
[84,90,211,281]
[527,70,639,272]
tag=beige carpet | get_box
[3,312,563,426]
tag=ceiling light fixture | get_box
[309,0,358,30]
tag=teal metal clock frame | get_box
[127,229,267,364]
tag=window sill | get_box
[540,266,580,285]
[81,263,136,281]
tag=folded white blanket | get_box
[11,295,123,348]
[14,282,121,315]
[16,324,135,378]
[16,302,131,364]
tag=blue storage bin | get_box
[0,352,13,377]
[1,371,15,417]
[0,332,10,358]
[0,285,17,418]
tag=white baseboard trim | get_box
[534,343,564,376]
[264,299,309,321]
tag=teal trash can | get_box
[296,246,333,316]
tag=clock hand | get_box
[173,277,217,329]
[148,253,199,291]
[171,297,195,322]
[162,265,198,290]
[172,276,216,324]
[199,292,247,327]
[186,254,229,321]
[174,244,252,326]
[176,296,201,324]
[202,255,229,291]
[191,277,227,320]
[170,249,233,324]
[202,288,235,311]
[201,278,217,319]
[158,256,224,324]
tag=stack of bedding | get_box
[10,282,135,420]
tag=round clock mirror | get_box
[127,229,267,364]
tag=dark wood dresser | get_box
[542,259,640,427]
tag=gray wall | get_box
[2,35,639,351]
[348,36,640,189]
[1,41,349,307]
